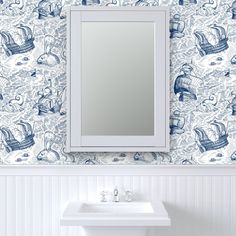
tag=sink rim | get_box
[78,201,156,214]
[61,201,171,227]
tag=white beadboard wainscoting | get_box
[0,165,236,236]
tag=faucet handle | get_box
[125,190,133,202]
[100,191,107,202]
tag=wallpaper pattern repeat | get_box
[0,0,236,165]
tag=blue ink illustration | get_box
[194,120,228,153]
[197,94,218,112]
[84,157,98,165]
[133,152,144,161]
[179,0,197,6]
[230,151,236,160]
[174,63,198,101]
[0,75,8,101]
[37,35,60,67]
[0,120,35,153]
[134,0,159,6]
[0,24,35,56]
[0,0,235,165]
[8,0,25,10]
[196,0,218,16]
[105,0,118,6]
[231,0,236,19]
[170,110,185,134]
[135,0,149,6]
[34,79,65,116]
[227,92,236,116]
[33,0,63,19]
[82,0,100,5]
[4,0,25,15]
[8,94,24,112]
[170,14,185,38]
[231,55,236,64]
[37,131,60,162]
[194,24,228,56]
[181,157,195,165]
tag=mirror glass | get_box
[81,22,155,136]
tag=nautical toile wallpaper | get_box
[0,0,236,165]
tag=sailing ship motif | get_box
[227,92,236,116]
[34,79,65,116]
[194,120,228,153]
[170,14,185,38]
[170,110,185,134]
[0,24,35,56]
[194,24,228,56]
[33,0,63,19]
[174,63,199,102]
[0,120,35,153]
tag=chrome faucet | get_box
[113,188,119,202]
[125,190,133,202]
[100,191,107,202]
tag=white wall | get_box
[0,166,235,236]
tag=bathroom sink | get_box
[61,201,171,226]
[79,202,154,214]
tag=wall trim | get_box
[0,165,235,176]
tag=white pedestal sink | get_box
[61,201,171,236]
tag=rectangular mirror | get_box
[66,7,169,152]
[82,22,154,136]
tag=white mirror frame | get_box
[66,7,169,152]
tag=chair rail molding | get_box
[0,165,235,176]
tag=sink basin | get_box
[61,201,170,227]
[79,202,154,214]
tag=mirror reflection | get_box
[81,22,155,136]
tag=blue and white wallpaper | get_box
[0,0,236,165]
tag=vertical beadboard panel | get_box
[212,176,222,236]
[0,171,236,236]
[123,176,132,193]
[33,176,43,236]
[78,176,88,202]
[132,175,141,200]
[60,176,70,236]
[87,176,98,202]
[0,176,7,236]
[96,176,105,201]
[24,175,31,236]
[223,176,231,236]
[52,176,60,236]
[194,176,204,236]
[176,175,187,236]
[140,176,150,201]
[6,176,16,236]
[15,176,25,236]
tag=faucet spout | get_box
[113,188,119,202]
